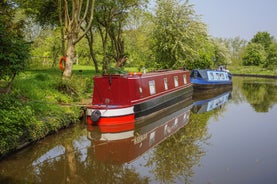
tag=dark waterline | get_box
[0,76,277,184]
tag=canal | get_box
[0,76,277,184]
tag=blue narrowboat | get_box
[190,69,232,90]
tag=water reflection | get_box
[87,100,193,164]
[0,124,90,183]
[1,98,205,184]
[241,78,277,112]
[2,77,276,183]
[192,89,232,114]
[231,77,277,111]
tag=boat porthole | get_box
[139,87,142,94]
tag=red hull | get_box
[87,114,135,132]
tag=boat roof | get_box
[100,69,188,78]
[191,69,229,80]
[143,69,186,76]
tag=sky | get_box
[188,0,277,40]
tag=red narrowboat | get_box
[86,69,193,126]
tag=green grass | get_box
[228,65,277,76]
[0,66,96,158]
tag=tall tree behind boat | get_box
[62,0,95,79]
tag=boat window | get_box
[149,132,155,145]
[207,71,214,80]
[224,73,228,80]
[174,118,178,126]
[215,73,220,80]
[190,70,197,79]
[149,80,156,95]
[139,87,143,94]
[198,70,208,80]
[191,70,207,79]
[164,78,168,90]
[174,76,178,87]
[183,75,187,84]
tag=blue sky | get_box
[189,0,277,40]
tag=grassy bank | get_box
[0,65,96,158]
[229,65,277,77]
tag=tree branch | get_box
[64,0,70,31]
[74,0,95,44]
[80,0,90,24]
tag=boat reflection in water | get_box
[87,100,193,164]
[192,88,232,114]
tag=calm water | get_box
[0,76,277,184]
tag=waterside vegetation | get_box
[0,66,95,158]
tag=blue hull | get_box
[191,78,232,89]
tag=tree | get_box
[93,0,147,74]
[184,37,214,70]
[221,37,247,66]
[212,38,231,67]
[151,0,208,69]
[242,43,266,66]
[124,9,154,69]
[62,0,95,79]
[242,32,277,68]
[265,42,277,68]
[251,32,273,52]
[0,0,30,93]
[82,22,100,72]
[16,0,96,79]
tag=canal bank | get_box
[232,73,277,79]
[0,68,94,160]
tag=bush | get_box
[0,94,34,155]
[242,43,266,66]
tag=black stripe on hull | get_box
[134,86,193,118]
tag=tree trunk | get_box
[98,25,109,74]
[84,27,99,73]
[62,35,76,79]
[89,42,99,73]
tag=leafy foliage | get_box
[0,69,88,157]
[264,42,277,68]
[243,32,277,68]
[29,28,62,68]
[242,43,266,66]
[0,95,34,155]
[0,1,30,87]
[185,37,214,70]
[93,0,148,73]
[15,0,59,27]
[151,0,209,69]
[251,32,273,52]
[212,38,232,66]
[220,37,247,66]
